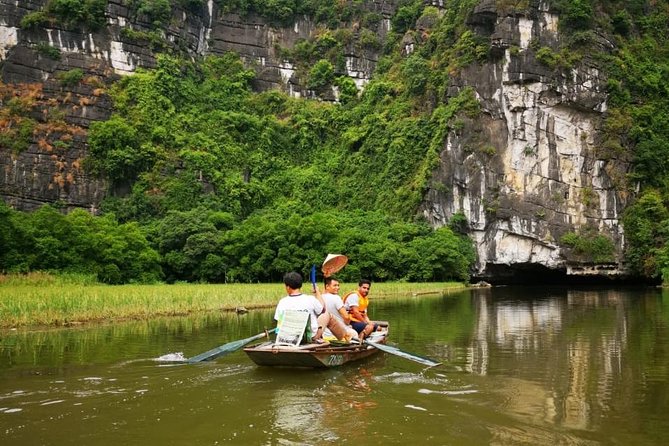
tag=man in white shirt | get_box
[321,277,358,341]
[274,272,350,343]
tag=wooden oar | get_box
[187,328,276,363]
[364,340,441,367]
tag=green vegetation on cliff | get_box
[4,0,669,284]
[2,1,483,284]
[0,47,477,283]
[0,1,478,283]
[592,1,669,281]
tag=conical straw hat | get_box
[321,254,348,277]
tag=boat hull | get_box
[244,324,389,368]
[244,342,381,368]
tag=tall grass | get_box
[0,271,100,286]
[0,273,465,329]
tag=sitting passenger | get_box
[321,277,358,342]
[343,279,378,341]
[274,271,350,343]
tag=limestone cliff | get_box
[0,0,632,281]
[0,0,392,210]
[419,1,630,281]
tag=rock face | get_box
[0,1,632,281]
[0,0,392,212]
[419,1,630,281]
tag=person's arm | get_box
[312,284,325,315]
[338,306,351,324]
[349,305,366,322]
[344,293,363,321]
[274,300,283,327]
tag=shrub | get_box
[119,27,166,49]
[315,31,338,52]
[36,43,61,60]
[20,11,50,29]
[57,68,85,87]
[0,117,36,153]
[359,28,381,50]
[557,0,594,31]
[48,0,107,31]
[293,39,316,61]
[362,80,397,104]
[561,231,615,263]
[392,0,424,35]
[402,55,429,95]
[335,76,358,104]
[567,30,595,47]
[307,59,334,90]
[362,12,382,30]
[127,0,171,27]
[536,46,560,68]
[87,115,147,182]
[611,10,632,36]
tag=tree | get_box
[307,59,335,91]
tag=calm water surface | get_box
[1,286,668,445]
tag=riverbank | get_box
[0,273,467,329]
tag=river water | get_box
[1,285,668,445]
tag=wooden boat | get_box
[243,323,389,368]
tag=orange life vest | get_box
[344,291,368,323]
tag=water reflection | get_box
[262,366,382,443]
[272,387,338,441]
[0,311,272,370]
[1,287,669,445]
[458,286,668,442]
[468,289,563,375]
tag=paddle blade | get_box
[187,329,275,363]
[310,264,317,288]
[322,254,348,277]
[366,341,441,367]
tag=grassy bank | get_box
[0,273,466,329]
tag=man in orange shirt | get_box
[343,279,377,341]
